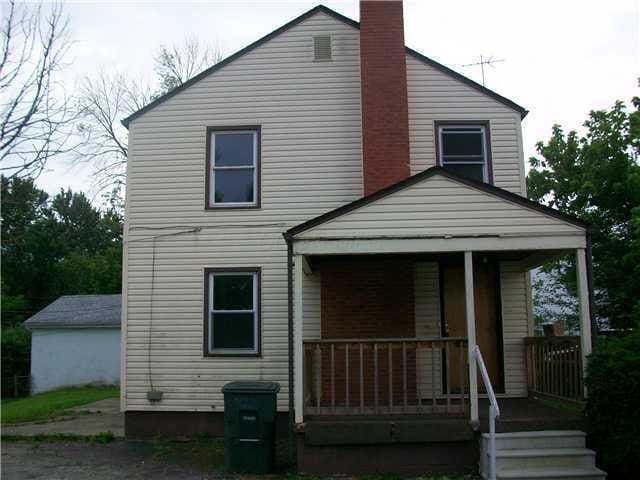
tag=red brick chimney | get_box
[360,0,410,196]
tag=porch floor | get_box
[479,397,584,433]
[302,398,584,441]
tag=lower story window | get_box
[205,269,260,355]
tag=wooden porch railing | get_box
[303,337,469,416]
[524,336,584,402]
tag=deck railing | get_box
[303,337,469,416]
[524,336,583,402]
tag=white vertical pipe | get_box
[576,248,592,398]
[489,403,497,480]
[464,251,479,426]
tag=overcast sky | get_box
[22,0,640,198]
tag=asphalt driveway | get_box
[1,440,215,480]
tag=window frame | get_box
[203,267,261,357]
[434,120,493,184]
[205,126,261,209]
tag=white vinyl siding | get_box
[123,12,362,412]
[500,262,530,397]
[296,174,586,240]
[414,262,442,398]
[407,55,526,194]
[123,10,534,413]
[302,270,321,340]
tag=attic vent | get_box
[313,35,332,61]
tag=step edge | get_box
[495,448,596,458]
[497,467,607,478]
[482,430,586,439]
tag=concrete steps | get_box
[495,468,607,480]
[480,431,606,480]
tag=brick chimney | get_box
[360,0,410,196]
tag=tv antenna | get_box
[461,55,504,86]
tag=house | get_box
[120,1,603,477]
[23,295,121,394]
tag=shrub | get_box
[1,325,31,398]
[585,330,640,479]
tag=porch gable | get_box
[287,167,586,244]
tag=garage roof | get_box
[23,295,121,329]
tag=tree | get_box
[0,0,76,179]
[75,72,154,195]
[1,176,123,324]
[154,35,222,93]
[1,176,50,323]
[532,266,579,334]
[528,98,640,330]
[75,37,222,196]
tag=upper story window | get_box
[205,268,260,356]
[436,123,491,183]
[207,127,260,208]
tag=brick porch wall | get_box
[314,259,416,408]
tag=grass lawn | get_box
[1,385,119,425]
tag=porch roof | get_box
[285,167,588,256]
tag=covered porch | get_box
[285,168,593,430]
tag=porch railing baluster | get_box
[431,342,436,413]
[459,340,465,414]
[402,341,407,413]
[524,336,583,404]
[388,343,393,413]
[303,337,468,417]
[315,344,321,415]
[345,343,349,410]
[445,340,451,414]
[359,343,364,414]
[374,343,379,414]
[331,343,335,414]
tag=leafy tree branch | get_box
[528,98,640,330]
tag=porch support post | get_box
[576,248,592,398]
[464,251,479,427]
[293,254,305,423]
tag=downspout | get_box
[284,233,295,464]
[585,228,597,347]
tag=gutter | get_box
[284,233,295,464]
[22,324,121,331]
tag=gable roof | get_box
[284,166,587,240]
[23,295,121,329]
[122,5,528,128]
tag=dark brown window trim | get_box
[434,120,494,184]
[203,267,262,358]
[205,125,262,210]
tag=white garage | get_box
[24,295,121,394]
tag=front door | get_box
[442,260,503,393]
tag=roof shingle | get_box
[23,295,121,329]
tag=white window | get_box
[206,270,259,355]
[208,129,259,207]
[438,125,490,183]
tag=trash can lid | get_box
[221,381,281,394]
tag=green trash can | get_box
[222,381,280,473]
